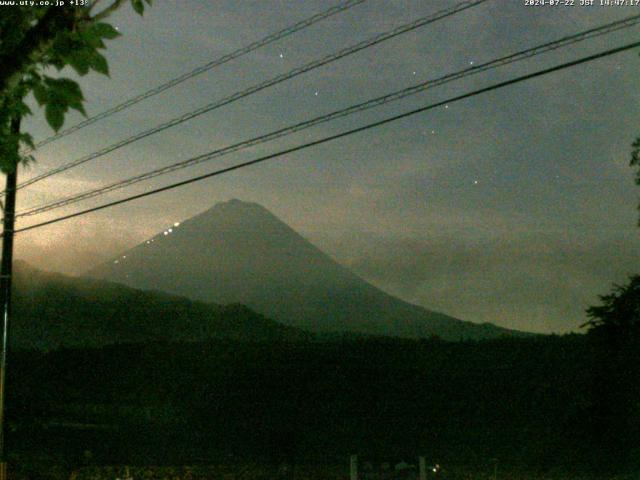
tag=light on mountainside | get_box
[86,199,532,341]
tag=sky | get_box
[12,0,640,334]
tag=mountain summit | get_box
[87,200,527,340]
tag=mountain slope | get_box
[87,200,530,340]
[11,261,309,350]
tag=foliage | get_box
[631,136,640,224]
[3,265,607,472]
[579,79,640,470]
[0,0,151,173]
[6,335,602,473]
[10,261,310,349]
[582,276,640,471]
[584,275,640,341]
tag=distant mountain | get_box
[87,200,531,340]
[11,261,309,350]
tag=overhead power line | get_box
[27,0,368,152]
[11,0,489,194]
[12,39,640,236]
[16,13,640,218]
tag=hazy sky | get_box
[13,0,640,334]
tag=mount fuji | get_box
[87,200,530,340]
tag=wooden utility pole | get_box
[0,117,21,480]
[350,455,358,480]
[418,456,426,480]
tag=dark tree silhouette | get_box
[579,121,640,472]
[584,275,640,342]
[582,277,640,471]
[631,136,640,225]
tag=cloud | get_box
[10,0,639,334]
[333,232,639,333]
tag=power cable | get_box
[12,39,640,235]
[16,14,640,218]
[11,0,489,194]
[27,0,368,152]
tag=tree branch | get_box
[0,7,76,95]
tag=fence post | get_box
[350,455,358,480]
[418,457,426,480]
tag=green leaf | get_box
[19,132,35,150]
[16,99,32,117]
[68,99,87,117]
[32,83,48,106]
[49,59,66,71]
[45,77,84,104]
[93,22,121,40]
[131,0,144,15]
[67,50,92,75]
[50,35,76,58]
[45,103,65,132]
[90,51,110,76]
[23,71,42,89]
[79,28,106,50]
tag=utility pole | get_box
[0,117,21,480]
[350,455,358,480]
[418,456,426,480]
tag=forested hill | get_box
[11,261,310,350]
[9,334,637,475]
